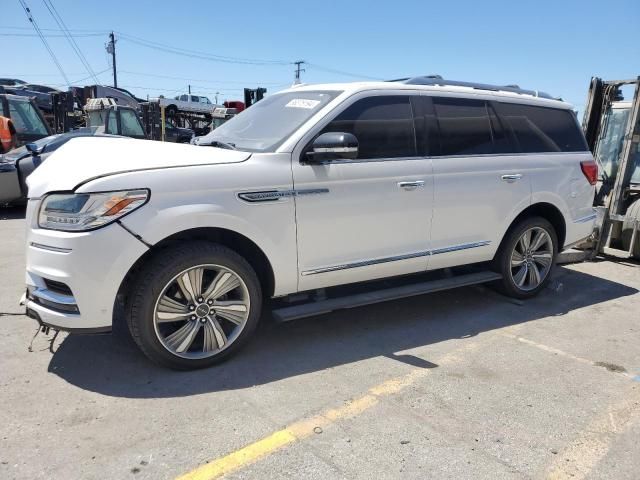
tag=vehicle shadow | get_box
[0,205,26,220]
[48,266,637,398]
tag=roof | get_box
[284,78,573,110]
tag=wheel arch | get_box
[496,202,567,256]
[114,227,276,326]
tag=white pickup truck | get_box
[157,94,219,116]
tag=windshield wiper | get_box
[206,140,237,150]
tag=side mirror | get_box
[306,132,358,163]
[0,116,17,154]
[26,142,45,156]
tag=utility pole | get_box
[106,32,117,87]
[294,60,305,84]
[188,84,191,94]
[215,91,219,104]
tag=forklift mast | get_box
[581,76,640,258]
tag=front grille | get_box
[43,279,73,296]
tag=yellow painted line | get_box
[177,430,297,480]
[176,341,480,480]
[546,384,640,480]
[499,331,635,379]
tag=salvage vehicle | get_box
[0,78,28,87]
[0,93,52,149]
[157,93,217,117]
[164,119,194,143]
[0,128,121,205]
[2,83,61,113]
[23,77,596,369]
[1,99,147,205]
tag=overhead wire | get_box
[40,0,99,83]
[115,31,290,66]
[0,32,104,37]
[306,63,383,81]
[17,0,70,86]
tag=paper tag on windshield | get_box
[285,99,321,109]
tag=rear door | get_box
[427,95,533,270]
[292,92,434,291]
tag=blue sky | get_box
[3,0,639,113]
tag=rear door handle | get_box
[397,180,425,189]
[501,174,523,182]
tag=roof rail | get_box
[390,76,556,100]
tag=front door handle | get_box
[501,174,523,182]
[398,180,425,189]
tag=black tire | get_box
[621,199,640,259]
[165,105,177,117]
[127,242,262,370]
[494,216,558,299]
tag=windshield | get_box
[8,99,49,136]
[595,107,630,180]
[201,90,341,152]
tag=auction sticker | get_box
[285,99,321,109]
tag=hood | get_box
[27,136,251,198]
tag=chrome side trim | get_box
[238,188,329,203]
[430,240,492,255]
[313,147,358,153]
[301,241,491,276]
[29,242,72,254]
[574,213,597,223]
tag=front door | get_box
[292,93,434,291]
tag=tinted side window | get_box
[494,102,588,153]
[433,98,494,155]
[320,96,416,159]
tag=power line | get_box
[17,0,70,86]
[68,67,111,85]
[0,31,104,37]
[118,69,286,86]
[115,31,290,66]
[0,24,107,33]
[306,63,383,81]
[40,0,99,83]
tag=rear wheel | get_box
[494,217,557,299]
[127,242,262,369]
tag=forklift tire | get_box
[621,198,640,259]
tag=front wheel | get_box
[127,242,262,369]
[494,217,557,299]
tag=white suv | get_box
[23,77,597,369]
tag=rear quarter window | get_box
[494,102,588,153]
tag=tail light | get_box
[580,160,598,186]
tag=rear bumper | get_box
[564,211,597,249]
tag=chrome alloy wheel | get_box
[152,264,250,359]
[509,227,553,292]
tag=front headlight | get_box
[38,189,149,232]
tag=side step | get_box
[272,270,502,323]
